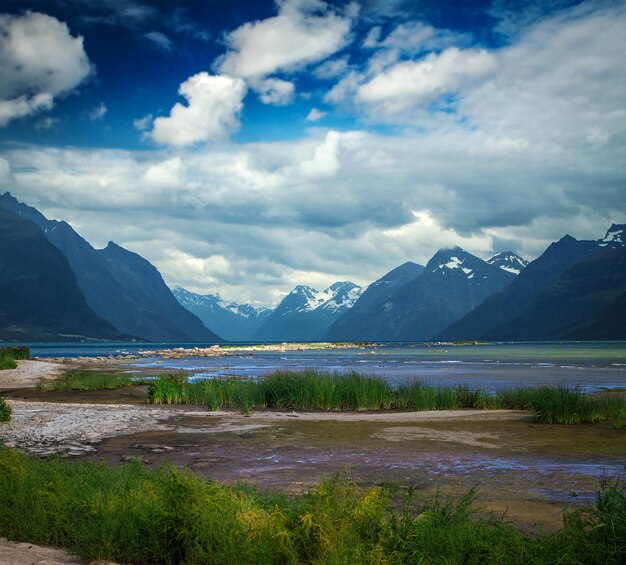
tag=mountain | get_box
[0,192,223,342]
[254,281,362,341]
[172,286,272,341]
[486,247,626,340]
[486,252,529,274]
[566,290,626,340]
[439,225,626,340]
[324,261,424,341]
[0,208,122,341]
[327,248,515,341]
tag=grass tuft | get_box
[0,395,11,422]
[0,345,29,371]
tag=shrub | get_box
[0,447,624,564]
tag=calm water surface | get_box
[25,341,626,392]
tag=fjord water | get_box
[28,341,626,392]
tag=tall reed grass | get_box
[0,447,624,564]
[147,369,626,426]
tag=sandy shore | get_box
[0,359,65,389]
[0,538,88,564]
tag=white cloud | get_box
[149,73,247,147]
[35,116,60,130]
[255,78,295,105]
[217,0,352,79]
[355,47,499,114]
[367,21,472,53]
[133,113,153,131]
[0,12,92,126]
[2,3,625,304]
[314,56,351,79]
[144,30,173,51]
[306,108,326,121]
[88,102,107,121]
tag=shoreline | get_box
[0,356,624,537]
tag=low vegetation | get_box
[0,447,623,564]
[146,370,626,426]
[0,395,11,422]
[38,370,154,392]
[0,345,30,370]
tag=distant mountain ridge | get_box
[439,225,626,340]
[172,287,271,341]
[0,192,223,342]
[254,281,362,341]
[326,247,515,341]
[2,190,622,342]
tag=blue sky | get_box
[0,0,624,304]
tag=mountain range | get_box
[325,248,518,341]
[439,225,626,340]
[1,192,624,342]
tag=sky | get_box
[0,0,625,306]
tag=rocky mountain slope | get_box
[0,192,223,342]
[0,208,121,341]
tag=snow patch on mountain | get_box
[486,252,529,275]
[599,224,625,247]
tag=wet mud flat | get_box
[93,411,625,531]
[3,391,623,533]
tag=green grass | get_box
[0,395,11,422]
[147,370,626,426]
[0,346,30,361]
[0,345,29,371]
[0,356,17,370]
[38,370,154,392]
[0,447,624,564]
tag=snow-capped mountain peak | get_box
[283,282,362,314]
[429,248,477,278]
[599,224,625,247]
[486,251,529,275]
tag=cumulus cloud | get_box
[148,73,247,147]
[255,78,295,105]
[0,12,92,126]
[364,21,472,53]
[218,0,352,79]
[355,47,499,114]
